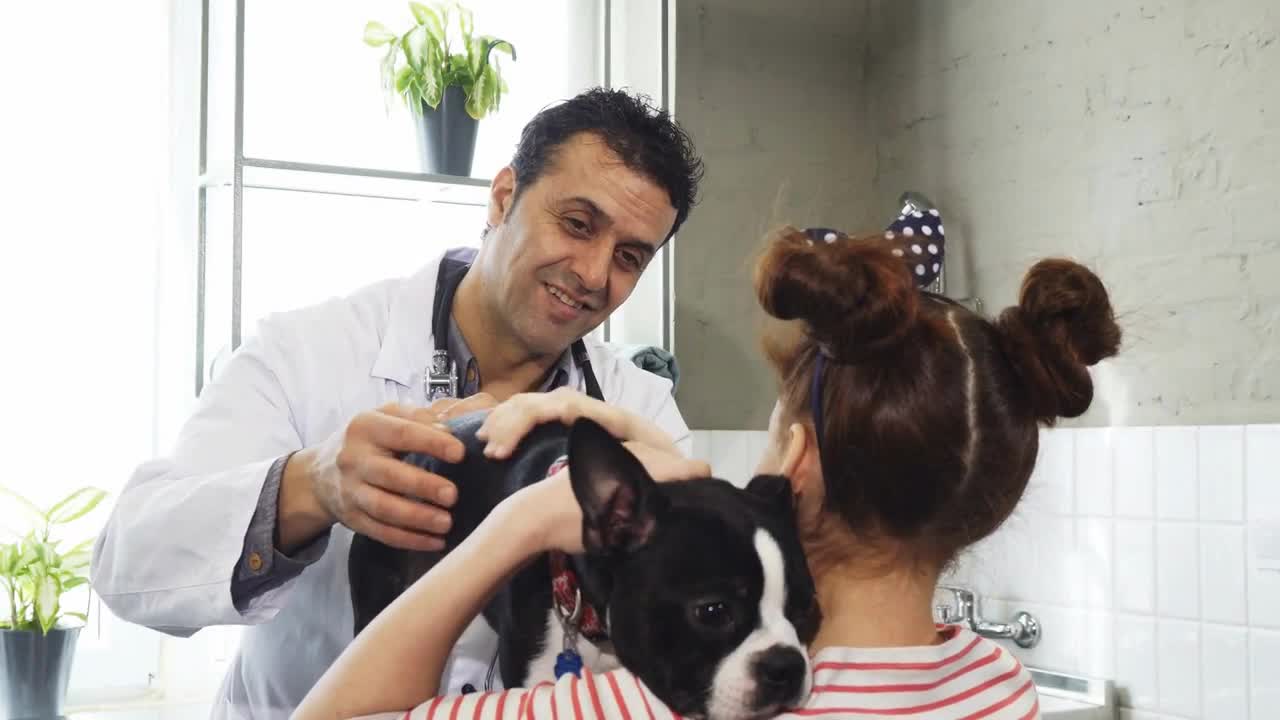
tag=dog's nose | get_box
[753,645,808,704]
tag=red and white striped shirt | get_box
[359,627,1039,720]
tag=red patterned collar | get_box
[548,550,610,643]
[543,454,610,644]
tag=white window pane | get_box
[2,0,174,703]
[242,0,602,177]
[240,189,486,331]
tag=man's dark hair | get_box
[509,87,705,241]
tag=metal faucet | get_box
[935,585,1041,649]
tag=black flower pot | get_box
[1,627,80,720]
[413,85,479,178]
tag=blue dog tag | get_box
[555,649,583,679]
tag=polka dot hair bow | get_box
[802,208,946,289]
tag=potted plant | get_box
[1,486,106,720]
[364,2,517,177]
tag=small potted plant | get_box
[1,486,106,720]
[364,1,517,177]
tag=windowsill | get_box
[65,690,214,719]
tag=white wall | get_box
[858,0,1280,427]
[672,0,878,430]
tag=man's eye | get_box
[564,217,590,234]
[617,251,642,270]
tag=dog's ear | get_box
[568,417,664,554]
[745,474,794,512]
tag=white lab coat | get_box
[89,250,691,720]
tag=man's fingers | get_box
[443,392,498,419]
[386,395,498,429]
[361,455,459,507]
[351,481,453,536]
[360,412,465,462]
[348,512,446,553]
[477,398,554,459]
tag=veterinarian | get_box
[89,87,705,720]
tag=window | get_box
[201,0,674,389]
[1,0,173,707]
[1,0,671,710]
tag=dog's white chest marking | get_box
[524,607,620,684]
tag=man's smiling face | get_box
[480,131,678,357]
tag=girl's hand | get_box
[503,441,713,556]
[501,469,585,554]
[620,441,712,485]
[475,387,679,459]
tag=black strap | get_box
[431,247,478,351]
[571,339,604,401]
[431,248,603,402]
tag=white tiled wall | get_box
[693,425,1280,720]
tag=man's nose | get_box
[570,241,612,293]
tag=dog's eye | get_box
[692,601,732,629]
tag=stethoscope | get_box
[426,248,605,693]
[426,248,605,404]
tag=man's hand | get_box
[278,394,497,553]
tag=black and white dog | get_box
[349,413,820,720]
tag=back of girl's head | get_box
[755,227,1121,568]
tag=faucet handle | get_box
[937,584,976,604]
[935,603,958,624]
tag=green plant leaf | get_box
[60,551,90,574]
[411,2,447,48]
[0,486,45,530]
[394,66,413,94]
[32,541,56,568]
[0,543,18,576]
[466,69,490,119]
[63,538,93,556]
[59,576,88,592]
[404,77,420,111]
[488,38,515,63]
[420,46,445,108]
[463,37,513,118]
[473,36,515,77]
[438,3,452,54]
[63,611,88,625]
[408,1,432,25]
[362,21,398,47]
[46,487,108,525]
[17,538,38,570]
[35,573,58,633]
[401,28,423,72]
[457,3,474,42]
[380,44,400,107]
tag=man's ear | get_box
[568,418,664,554]
[487,166,516,229]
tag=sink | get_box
[1040,693,1114,719]
[1030,667,1115,719]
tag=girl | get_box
[294,226,1120,720]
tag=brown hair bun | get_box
[996,258,1122,423]
[755,228,920,361]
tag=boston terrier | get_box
[348,413,820,720]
